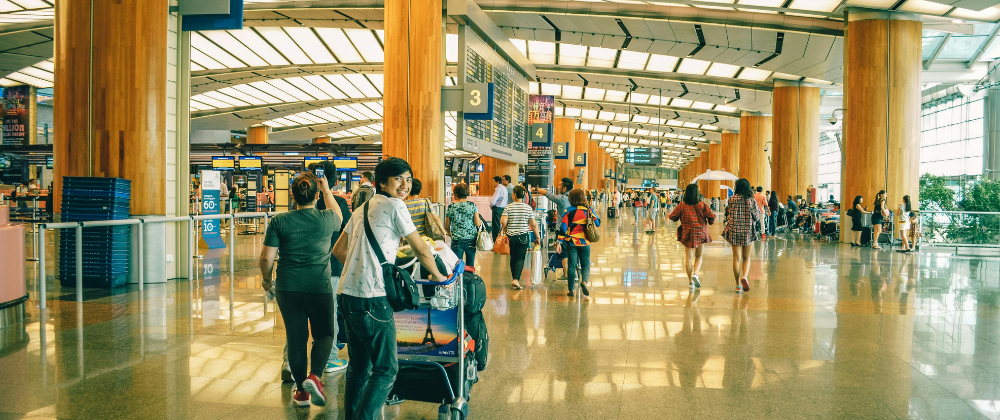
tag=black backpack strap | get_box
[362,201,389,267]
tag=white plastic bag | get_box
[530,249,544,286]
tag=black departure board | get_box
[625,147,662,166]
[459,27,529,164]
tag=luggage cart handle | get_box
[413,260,465,285]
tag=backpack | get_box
[352,184,375,211]
[362,202,419,312]
[466,311,489,371]
[464,270,487,315]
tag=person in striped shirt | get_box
[502,186,540,290]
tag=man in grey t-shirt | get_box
[536,177,573,279]
[502,175,515,203]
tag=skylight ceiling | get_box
[189,75,383,111]
[190,28,459,71]
[0,0,54,26]
[262,101,383,129]
[529,83,740,114]
[0,58,52,88]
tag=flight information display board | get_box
[625,148,662,166]
[458,27,529,164]
[212,156,235,171]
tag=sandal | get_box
[511,281,523,290]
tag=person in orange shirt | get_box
[752,186,770,237]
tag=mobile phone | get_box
[314,167,325,178]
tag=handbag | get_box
[475,213,493,251]
[583,208,600,243]
[494,233,511,255]
[424,199,446,241]
[363,202,420,312]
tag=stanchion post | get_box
[38,227,46,310]
[229,215,235,284]
[138,220,144,290]
[75,223,83,302]
[188,217,195,281]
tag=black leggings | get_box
[509,233,530,281]
[276,290,335,387]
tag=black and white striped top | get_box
[503,202,534,236]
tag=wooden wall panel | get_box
[553,118,576,187]
[721,132,739,189]
[844,17,921,241]
[772,85,820,202]
[383,0,444,201]
[313,137,331,144]
[248,126,269,144]
[54,0,168,215]
[707,143,723,199]
[588,140,603,191]
[738,115,772,190]
[478,156,518,198]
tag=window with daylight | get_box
[920,96,984,177]
[817,132,841,201]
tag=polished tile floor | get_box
[4,209,1000,419]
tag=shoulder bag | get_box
[424,198,446,241]
[363,202,420,312]
[583,208,601,243]
[475,213,494,251]
[494,212,511,255]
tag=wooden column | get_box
[588,140,603,191]
[844,9,922,239]
[54,0,167,215]
[721,131,740,188]
[772,81,820,203]
[247,126,269,144]
[383,0,443,201]
[478,156,517,197]
[707,143,723,199]
[312,136,331,144]
[553,118,576,187]
[738,113,772,190]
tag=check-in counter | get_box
[0,205,26,329]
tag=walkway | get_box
[3,209,1000,419]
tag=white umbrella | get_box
[691,169,738,182]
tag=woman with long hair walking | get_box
[871,190,887,250]
[897,195,913,252]
[721,179,760,293]
[670,183,715,288]
[559,189,601,297]
[504,186,541,290]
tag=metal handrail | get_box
[916,210,1000,249]
[36,211,281,308]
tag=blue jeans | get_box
[340,295,398,420]
[566,243,591,292]
[769,211,777,235]
[451,238,476,267]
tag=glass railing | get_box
[918,210,1000,248]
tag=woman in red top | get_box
[669,183,715,288]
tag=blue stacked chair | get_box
[59,177,131,288]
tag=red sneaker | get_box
[741,278,750,292]
[303,373,326,406]
[292,388,310,407]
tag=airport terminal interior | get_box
[2,0,1000,419]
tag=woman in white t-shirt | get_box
[331,157,446,420]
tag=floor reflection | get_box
[3,208,1000,418]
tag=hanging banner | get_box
[526,95,555,188]
[2,85,36,146]
[201,170,227,249]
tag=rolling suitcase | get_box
[860,227,873,246]
[607,206,617,218]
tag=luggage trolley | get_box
[388,260,477,420]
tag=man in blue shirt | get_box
[490,176,508,241]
